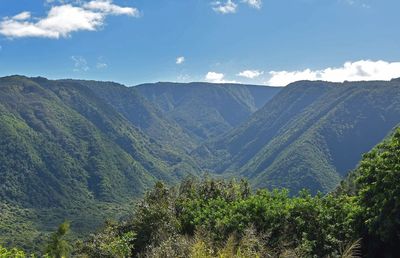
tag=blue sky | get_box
[0,0,399,86]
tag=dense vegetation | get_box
[195,80,400,194]
[1,75,399,256]
[78,127,399,257]
[136,82,280,142]
[0,179,361,258]
[348,127,400,257]
[0,76,200,249]
[5,126,398,257]
[0,76,278,250]
[66,80,198,152]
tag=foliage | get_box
[0,76,199,249]
[77,128,400,257]
[128,182,181,254]
[339,238,362,258]
[93,178,360,257]
[0,245,51,258]
[0,245,28,258]
[177,180,359,257]
[45,221,72,258]
[1,75,400,258]
[0,203,44,252]
[78,221,135,258]
[354,128,400,257]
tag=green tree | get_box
[0,245,27,258]
[45,221,71,258]
[356,128,400,257]
[127,182,180,255]
[79,221,135,258]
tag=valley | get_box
[0,75,399,257]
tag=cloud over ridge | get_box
[205,71,236,83]
[267,60,400,86]
[237,70,263,79]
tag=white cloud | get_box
[267,60,400,86]
[71,56,89,72]
[211,0,263,14]
[242,0,262,9]
[83,0,139,16]
[0,0,138,39]
[12,12,31,21]
[212,0,238,14]
[205,71,237,83]
[237,70,263,79]
[206,71,224,82]
[176,56,185,65]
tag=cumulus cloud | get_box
[212,0,263,14]
[0,0,138,39]
[212,0,238,14]
[12,12,31,21]
[83,0,139,16]
[176,56,185,65]
[205,71,236,83]
[242,0,262,9]
[71,56,89,72]
[267,60,400,86]
[237,70,263,79]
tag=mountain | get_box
[136,82,281,142]
[75,126,400,258]
[64,80,197,151]
[194,79,400,193]
[0,76,200,248]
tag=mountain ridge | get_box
[136,82,281,142]
[194,79,400,193]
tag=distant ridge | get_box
[194,79,400,193]
[136,82,280,142]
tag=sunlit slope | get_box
[195,80,400,193]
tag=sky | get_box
[0,0,399,86]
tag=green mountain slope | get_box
[65,80,197,151]
[0,76,199,248]
[195,80,400,193]
[136,82,280,141]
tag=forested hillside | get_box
[194,79,400,193]
[0,76,278,250]
[0,76,200,249]
[6,126,397,257]
[66,80,198,151]
[136,82,280,142]
[1,75,399,255]
[77,126,400,258]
